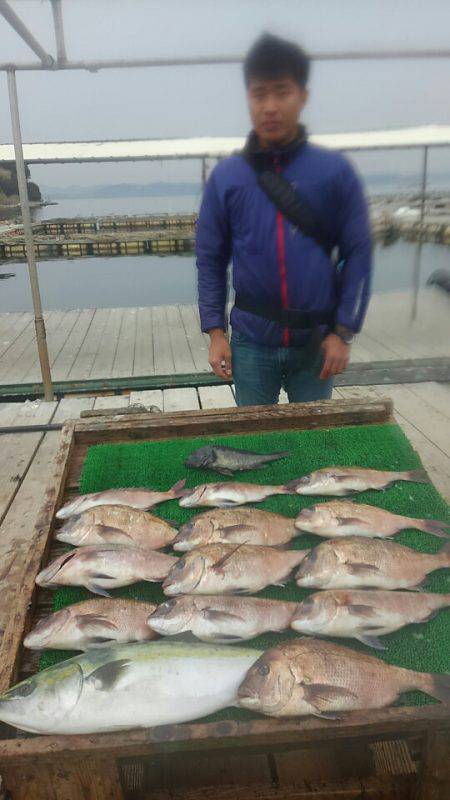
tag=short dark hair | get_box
[244,33,310,88]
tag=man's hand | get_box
[320,333,350,380]
[208,328,232,379]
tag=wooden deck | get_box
[0,287,448,386]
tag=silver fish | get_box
[295,500,450,540]
[36,545,178,596]
[24,598,159,651]
[56,479,186,520]
[295,537,450,590]
[173,507,297,551]
[179,481,293,508]
[291,589,450,649]
[237,638,450,718]
[184,445,289,475]
[148,595,298,642]
[0,641,261,734]
[287,467,429,496]
[57,505,178,550]
[162,543,308,596]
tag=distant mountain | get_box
[42,182,201,200]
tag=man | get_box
[196,33,372,406]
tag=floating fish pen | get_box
[0,398,449,800]
[33,212,197,236]
[0,229,195,261]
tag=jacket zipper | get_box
[274,159,290,346]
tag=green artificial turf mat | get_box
[40,422,450,721]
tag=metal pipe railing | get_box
[1,47,450,72]
[6,70,54,401]
[0,0,54,68]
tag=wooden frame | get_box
[0,398,449,799]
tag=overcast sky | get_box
[1,0,450,187]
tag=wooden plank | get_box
[163,387,200,411]
[179,304,210,372]
[25,310,82,383]
[152,306,175,374]
[73,398,394,445]
[0,424,74,692]
[93,395,130,410]
[1,757,124,800]
[67,308,111,380]
[198,385,236,409]
[1,708,449,767]
[144,751,272,792]
[0,313,32,360]
[404,382,450,421]
[129,389,163,411]
[89,308,123,379]
[3,311,67,383]
[112,308,138,378]
[275,743,374,783]
[414,729,450,800]
[0,312,54,383]
[0,399,56,427]
[52,396,96,424]
[0,432,44,525]
[51,308,96,381]
[133,306,155,377]
[166,306,197,373]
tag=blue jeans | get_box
[231,330,333,406]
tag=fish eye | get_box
[6,681,35,699]
[299,475,311,484]
[174,560,185,571]
[257,663,270,677]
[160,600,176,612]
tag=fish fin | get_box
[221,524,255,538]
[311,710,345,721]
[427,674,450,704]
[214,468,235,476]
[92,573,116,580]
[212,542,247,572]
[85,636,117,647]
[283,478,303,492]
[86,659,131,691]
[76,614,118,632]
[96,525,134,541]
[418,519,450,539]
[302,682,357,713]
[345,562,380,576]
[208,633,244,641]
[346,604,378,618]
[337,517,366,527]
[86,583,111,598]
[401,469,430,484]
[170,479,187,498]
[355,633,386,650]
[202,609,245,623]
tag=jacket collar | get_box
[242,124,307,170]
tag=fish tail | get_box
[437,540,450,568]
[414,671,450,704]
[283,478,302,492]
[263,450,290,462]
[416,519,450,539]
[169,479,187,498]
[399,469,430,484]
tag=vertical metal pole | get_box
[411,145,428,321]
[51,0,67,65]
[6,70,54,401]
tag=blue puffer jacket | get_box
[196,129,373,347]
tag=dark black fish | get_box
[184,445,290,475]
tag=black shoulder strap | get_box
[256,169,333,257]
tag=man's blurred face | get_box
[247,75,308,147]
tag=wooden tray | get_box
[0,398,448,800]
